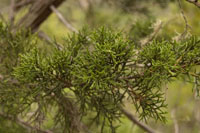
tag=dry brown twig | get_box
[38,30,64,50]
[186,0,200,8]
[120,107,159,133]
[176,0,192,41]
[38,31,52,44]
[140,20,163,47]
[171,109,179,133]
[50,5,78,33]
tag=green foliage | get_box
[0,22,37,132]
[0,22,36,74]
[0,22,37,111]
[136,37,200,120]
[12,26,200,132]
[13,27,135,132]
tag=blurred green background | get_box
[0,0,200,132]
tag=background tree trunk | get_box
[14,0,65,32]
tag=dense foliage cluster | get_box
[0,23,197,132]
[0,23,35,74]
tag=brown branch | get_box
[171,109,179,133]
[0,112,53,133]
[38,30,63,50]
[176,0,191,41]
[140,20,163,47]
[14,0,65,32]
[38,31,52,44]
[186,0,200,8]
[120,107,159,133]
[50,5,78,33]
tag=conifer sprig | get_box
[1,24,200,132]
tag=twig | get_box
[38,30,63,50]
[171,109,179,133]
[140,20,163,47]
[186,0,200,8]
[176,0,191,40]
[0,112,53,133]
[50,5,78,33]
[120,107,158,133]
[38,31,52,44]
